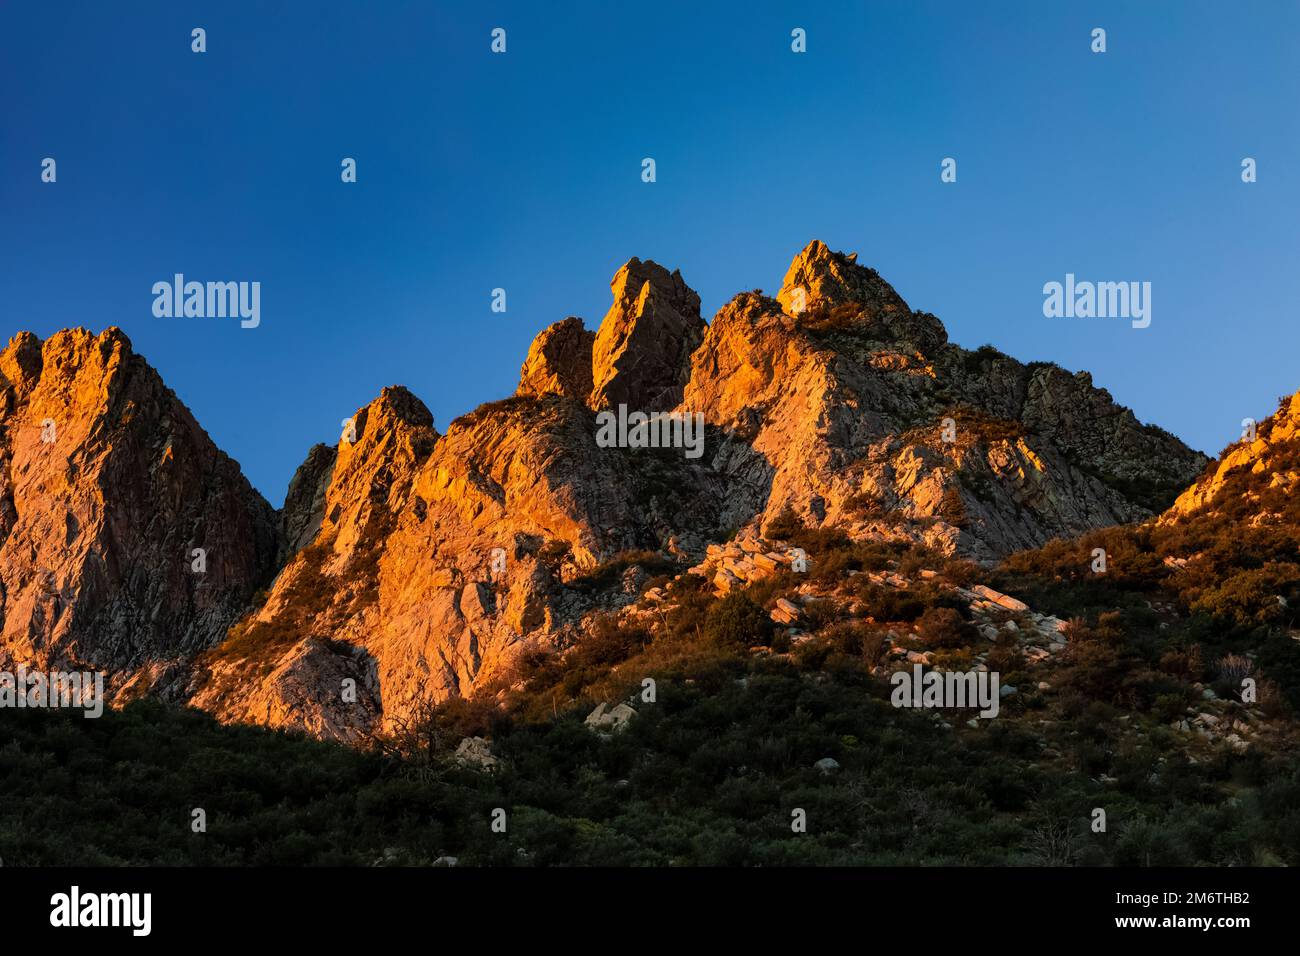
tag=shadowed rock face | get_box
[2,241,1217,741]
[0,328,278,689]
[278,442,336,565]
[589,257,706,411]
[517,316,595,401]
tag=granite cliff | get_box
[0,243,1215,741]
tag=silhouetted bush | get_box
[916,606,976,649]
[704,592,774,647]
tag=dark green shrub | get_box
[916,606,976,649]
[704,592,774,647]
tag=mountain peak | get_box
[607,257,700,317]
[517,316,594,401]
[778,239,910,317]
[590,257,705,410]
[327,385,438,533]
[355,385,435,435]
[0,248,1223,740]
[0,331,44,396]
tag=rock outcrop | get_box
[517,316,595,401]
[589,257,705,411]
[1161,389,1300,522]
[778,239,911,318]
[278,442,336,565]
[190,387,724,742]
[681,243,1208,560]
[188,386,440,741]
[0,328,278,690]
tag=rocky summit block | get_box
[779,239,911,317]
[189,381,726,742]
[517,315,595,401]
[589,257,706,412]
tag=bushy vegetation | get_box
[7,410,1300,867]
[567,549,678,595]
[704,592,775,647]
[915,606,976,649]
[0,701,453,865]
[7,617,1300,866]
[961,343,1007,373]
[941,405,1026,444]
[995,448,1300,710]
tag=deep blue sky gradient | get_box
[3,1,1297,504]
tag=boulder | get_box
[714,569,740,593]
[971,585,1030,613]
[771,598,802,624]
[585,701,637,733]
[454,736,499,771]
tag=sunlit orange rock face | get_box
[1161,390,1300,522]
[0,328,277,691]
[679,241,1207,558]
[190,385,723,742]
[777,239,911,319]
[1,243,1214,742]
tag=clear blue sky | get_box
[3,1,1297,505]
